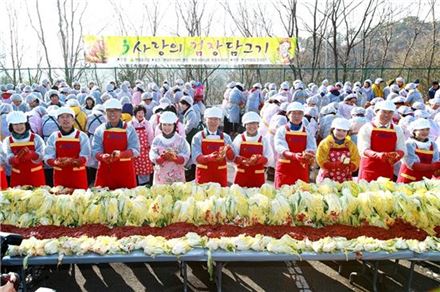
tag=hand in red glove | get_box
[156,155,166,165]
[21,150,39,162]
[234,155,249,166]
[71,157,86,167]
[283,151,301,161]
[254,155,268,166]
[9,156,20,167]
[96,153,113,164]
[119,149,133,159]
[172,155,185,165]
[364,149,387,160]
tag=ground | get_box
[22,260,440,291]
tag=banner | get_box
[83,36,296,65]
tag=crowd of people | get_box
[0,76,439,190]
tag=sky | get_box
[0,0,435,68]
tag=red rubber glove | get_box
[196,154,211,164]
[119,149,133,159]
[173,155,185,165]
[9,156,20,167]
[412,161,440,172]
[254,155,268,166]
[96,153,113,164]
[364,149,386,160]
[71,157,87,167]
[156,155,166,165]
[21,150,39,162]
[225,147,235,161]
[283,151,301,161]
[234,155,248,165]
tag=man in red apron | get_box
[92,98,140,189]
[274,102,316,188]
[3,111,45,187]
[44,107,91,189]
[357,100,406,182]
[397,118,440,182]
[191,106,234,187]
[232,111,272,187]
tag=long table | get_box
[1,250,437,292]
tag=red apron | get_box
[234,134,265,188]
[359,123,397,182]
[95,123,137,189]
[0,165,7,190]
[195,131,228,187]
[275,125,308,188]
[53,130,88,189]
[134,125,153,175]
[317,142,351,183]
[397,143,434,183]
[9,133,45,187]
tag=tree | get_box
[56,0,88,85]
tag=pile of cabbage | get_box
[1,178,440,233]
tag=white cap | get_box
[47,105,60,117]
[280,102,289,111]
[375,78,384,84]
[286,102,305,113]
[175,78,184,86]
[7,111,27,125]
[179,95,194,106]
[405,83,416,90]
[344,93,357,101]
[410,118,431,131]
[159,111,178,124]
[429,97,440,105]
[280,82,289,90]
[370,97,384,105]
[414,109,430,119]
[392,96,405,104]
[375,100,396,112]
[396,77,405,83]
[252,83,262,89]
[269,94,282,102]
[242,111,261,125]
[66,98,80,107]
[351,107,366,116]
[331,117,351,131]
[294,82,304,90]
[397,106,413,115]
[204,106,223,119]
[57,107,75,118]
[141,92,153,100]
[304,107,318,118]
[104,98,122,110]
[227,81,236,88]
[411,101,426,110]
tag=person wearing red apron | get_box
[44,107,91,189]
[397,118,440,182]
[316,118,360,183]
[274,102,316,188]
[232,111,271,188]
[92,98,140,189]
[130,105,154,185]
[0,141,7,189]
[357,100,406,182]
[192,107,234,187]
[3,111,45,187]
